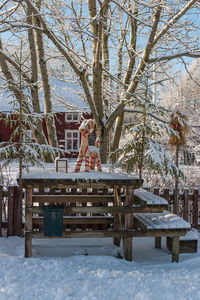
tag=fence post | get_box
[153,187,160,196]
[163,188,170,211]
[0,185,2,236]
[183,188,189,222]
[13,186,18,236]
[192,189,199,229]
[7,186,14,236]
[13,186,22,236]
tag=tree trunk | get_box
[100,131,108,164]
[35,0,58,149]
[111,112,124,162]
[27,4,52,162]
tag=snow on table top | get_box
[134,188,168,205]
[21,168,140,182]
[134,210,191,230]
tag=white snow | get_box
[134,211,191,229]
[1,161,200,300]
[21,163,139,182]
[0,235,200,300]
[134,188,168,205]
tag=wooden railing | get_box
[0,185,199,237]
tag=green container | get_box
[43,205,64,236]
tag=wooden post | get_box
[171,236,179,263]
[163,188,170,207]
[0,185,2,236]
[155,237,161,248]
[7,186,14,237]
[17,186,23,236]
[13,186,18,236]
[174,144,179,215]
[153,187,160,196]
[113,188,121,246]
[13,186,22,236]
[183,188,189,222]
[193,189,199,229]
[25,187,33,258]
[123,187,133,261]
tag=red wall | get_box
[0,112,92,158]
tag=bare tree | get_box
[1,0,200,163]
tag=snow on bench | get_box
[134,210,191,231]
[134,188,168,206]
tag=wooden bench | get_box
[134,188,168,209]
[133,210,191,262]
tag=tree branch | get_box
[149,50,200,63]
[152,0,198,47]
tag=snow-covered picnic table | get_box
[21,169,191,263]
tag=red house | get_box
[0,110,92,158]
[53,110,92,158]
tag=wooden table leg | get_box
[25,187,32,258]
[123,188,133,261]
[155,237,161,248]
[172,236,179,263]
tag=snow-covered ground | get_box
[0,234,200,300]
[1,161,200,299]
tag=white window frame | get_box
[65,130,80,152]
[65,113,80,123]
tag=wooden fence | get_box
[0,185,199,237]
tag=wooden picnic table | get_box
[21,170,191,262]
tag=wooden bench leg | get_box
[172,237,179,263]
[155,237,161,248]
[25,238,32,258]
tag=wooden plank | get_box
[26,205,166,215]
[183,188,189,221]
[13,186,18,236]
[16,186,23,236]
[0,185,2,236]
[7,186,14,237]
[31,194,115,203]
[123,188,133,261]
[192,189,199,229]
[113,188,121,246]
[171,236,179,263]
[21,177,142,189]
[32,216,114,225]
[25,229,189,239]
[25,187,32,258]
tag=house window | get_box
[65,130,80,151]
[65,113,80,123]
